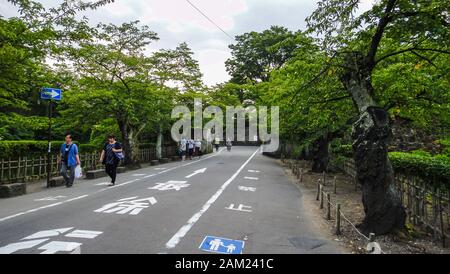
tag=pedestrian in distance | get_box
[195,139,202,158]
[188,139,195,160]
[226,138,233,152]
[180,136,187,161]
[58,133,81,188]
[214,136,220,152]
[99,134,123,186]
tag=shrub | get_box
[389,152,450,187]
[331,144,353,158]
[0,141,99,159]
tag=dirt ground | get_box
[280,160,450,254]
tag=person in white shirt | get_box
[195,139,202,158]
[188,139,195,160]
[180,137,187,161]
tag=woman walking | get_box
[99,134,123,186]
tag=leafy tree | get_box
[226,26,308,85]
[306,0,449,234]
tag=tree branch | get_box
[366,0,397,69]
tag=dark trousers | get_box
[60,162,75,186]
[105,163,118,184]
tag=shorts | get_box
[189,148,194,156]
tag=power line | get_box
[184,0,235,41]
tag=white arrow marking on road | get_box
[38,241,82,254]
[185,168,207,179]
[0,239,49,254]
[244,176,259,180]
[22,228,73,240]
[238,186,256,192]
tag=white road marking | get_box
[143,174,156,178]
[154,168,167,170]
[0,239,49,254]
[132,174,147,177]
[248,170,260,173]
[95,182,110,186]
[22,228,73,240]
[65,230,103,239]
[94,196,157,216]
[66,195,89,202]
[226,204,253,213]
[238,186,256,192]
[244,176,259,180]
[34,196,67,201]
[149,181,190,191]
[165,148,260,249]
[185,168,207,179]
[38,241,82,254]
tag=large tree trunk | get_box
[117,118,133,165]
[311,134,329,173]
[341,52,405,235]
[156,125,163,159]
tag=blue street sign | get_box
[40,88,62,101]
[199,236,245,254]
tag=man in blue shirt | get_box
[58,133,81,188]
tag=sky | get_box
[1,0,375,86]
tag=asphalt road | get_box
[0,146,342,254]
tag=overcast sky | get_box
[1,0,375,86]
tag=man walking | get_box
[99,134,123,186]
[58,133,81,188]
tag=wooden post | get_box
[320,185,324,209]
[333,176,337,194]
[438,189,446,248]
[326,193,331,220]
[316,179,321,201]
[322,171,326,186]
[299,168,303,183]
[335,203,341,235]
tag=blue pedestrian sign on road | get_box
[40,88,62,101]
[199,236,245,254]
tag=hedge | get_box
[0,141,100,159]
[331,144,353,158]
[389,152,450,187]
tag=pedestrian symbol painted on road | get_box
[94,196,157,215]
[199,236,244,254]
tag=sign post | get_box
[40,86,62,188]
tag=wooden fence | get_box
[0,146,178,184]
[336,158,449,247]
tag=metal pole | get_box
[46,100,52,188]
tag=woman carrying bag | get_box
[99,134,124,186]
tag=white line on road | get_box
[244,177,259,180]
[165,148,260,249]
[248,170,260,173]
